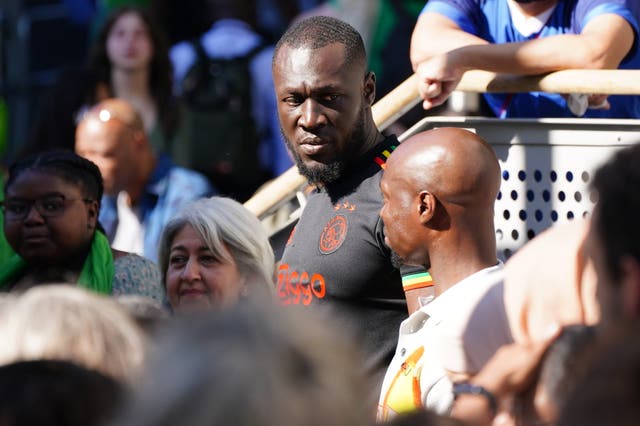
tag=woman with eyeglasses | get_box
[0,150,164,302]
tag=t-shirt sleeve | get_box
[576,1,639,63]
[421,0,481,35]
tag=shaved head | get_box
[75,98,148,195]
[390,127,500,209]
[380,127,500,271]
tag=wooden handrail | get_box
[458,69,640,94]
[244,69,640,217]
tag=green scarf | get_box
[0,231,114,294]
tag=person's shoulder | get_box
[166,165,215,195]
[112,254,165,304]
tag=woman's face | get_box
[3,170,98,266]
[106,12,153,72]
[165,224,245,313]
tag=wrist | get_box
[452,382,498,417]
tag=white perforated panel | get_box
[401,117,640,260]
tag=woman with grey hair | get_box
[158,197,275,313]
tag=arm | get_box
[409,12,488,70]
[417,12,635,109]
[450,327,560,426]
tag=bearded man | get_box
[272,16,432,394]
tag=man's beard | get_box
[282,106,367,185]
[390,248,430,270]
[390,250,405,269]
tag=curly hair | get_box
[89,6,178,139]
[273,15,366,70]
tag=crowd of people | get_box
[1,0,640,425]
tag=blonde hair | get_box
[0,285,147,382]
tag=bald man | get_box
[75,98,214,262]
[377,128,513,419]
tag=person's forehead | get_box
[113,12,145,29]
[77,118,129,149]
[8,170,82,197]
[274,43,356,83]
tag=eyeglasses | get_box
[0,195,94,221]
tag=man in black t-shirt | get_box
[272,16,431,387]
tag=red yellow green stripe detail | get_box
[402,271,433,291]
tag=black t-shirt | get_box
[278,136,407,376]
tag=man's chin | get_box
[297,160,343,185]
[390,250,428,270]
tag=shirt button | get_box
[400,348,406,356]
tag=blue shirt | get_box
[170,19,292,176]
[99,155,214,263]
[422,0,640,118]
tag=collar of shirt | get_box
[421,262,504,322]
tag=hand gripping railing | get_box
[244,69,640,219]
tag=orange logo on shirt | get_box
[319,215,347,254]
[276,263,327,305]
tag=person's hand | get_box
[415,52,465,110]
[471,325,561,399]
[587,94,610,110]
[566,93,611,116]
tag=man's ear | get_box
[132,130,148,150]
[417,190,436,225]
[620,255,640,319]
[364,71,376,106]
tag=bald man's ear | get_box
[418,191,436,225]
[131,129,148,150]
[363,71,376,106]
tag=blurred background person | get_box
[115,302,373,426]
[0,359,123,426]
[0,285,147,383]
[75,98,213,263]
[158,197,275,314]
[21,5,177,161]
[170,0,290,200]
[88,6,178,154]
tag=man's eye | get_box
[323,94,339,102]
[284,96,302,106]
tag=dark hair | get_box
[273,16,366,70]
[590,144,640,283]
[89,6,178,139]
[6,150,104,202]
[512,325,596,426]
[537,325,596,407]
[557,321,640,426]
[0,359,122,426]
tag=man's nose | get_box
[299,99,327,130]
